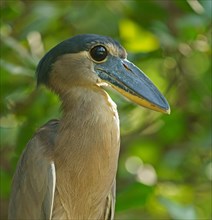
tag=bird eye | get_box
[90,45,108,62]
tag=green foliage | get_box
[0,0,211,219]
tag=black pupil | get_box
[90,46,107,62]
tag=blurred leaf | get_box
[0,59,34,76]
[116,182,153,211]
[158,110,187,144]
[0,1,25,21]
[159,196,197,220]
[0,169,11,198]
[201,0,212,19]
[0,35,36,67]
[0,127,19,148]
[176,14,207,40]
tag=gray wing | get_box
[104,180,116,220]
[8,120,59,220]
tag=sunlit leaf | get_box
[119,19,159,52]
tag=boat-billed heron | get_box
[8,34,170,220]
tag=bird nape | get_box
[8,34,170,220]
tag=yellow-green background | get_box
[0,0,211,219]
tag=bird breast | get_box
[52,86,120,219]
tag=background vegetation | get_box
[0,0,211,219]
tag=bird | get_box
[8,34,170,220]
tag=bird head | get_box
[36,34,170,114]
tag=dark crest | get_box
[36,34,123,85]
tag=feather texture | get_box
[8,120,58,219]
[9,87,119,220]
